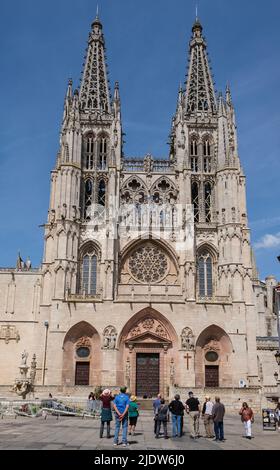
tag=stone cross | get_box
[186,353,192,370]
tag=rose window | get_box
[128,245,168,283]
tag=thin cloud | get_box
[254,232,280,250]
[251,216,280,230]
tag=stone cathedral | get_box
[0,15,278,407]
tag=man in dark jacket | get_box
[212,396,226,442]
[168,394,185,437]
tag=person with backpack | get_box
[239,402,254,439]
[155,398,169,439]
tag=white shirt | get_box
[205,401,214,415]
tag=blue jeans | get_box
[172,414,182,437]
[214,421,224,440]
[114,414,128,444]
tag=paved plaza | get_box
[0,411,279,450]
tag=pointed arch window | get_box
[204,182,212,223]
[190,139,199,173]
[191,182,199,223]
[203,139,212,173]
[80,247,98,296]
[84,134,95,170]
[98,180,106,207]
[198,251,213,298]
[98,136,108,170]
[84,179,93,221]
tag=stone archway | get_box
[117,308,178,398]
[62,321,101,387]
[195,324,233,388]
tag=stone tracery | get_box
[128,243,169,284]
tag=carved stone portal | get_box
[126,317,170,342]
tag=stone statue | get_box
[109,333,117,350]
[144,154,153,174]
[181,327,194,351]
[103,326,117,350]
[170,359,175,383]
[21,350,28,366]
[30,354,37,384]
[126,358,130,379]
[26,257,32,271]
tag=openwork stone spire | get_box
[79,15,111,114]
[185,19,217,115]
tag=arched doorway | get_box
[62,321,101,386]
[195,325,233,388]
[117,308,178,397]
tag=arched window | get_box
[84,134,95,170]
[80,247,98,296]
[198,251,213,298]
[98,180,106,207]
[205,182,212,223]
[191,182,199,223]
[203,139,212,173]
[84,180,93,221]
[98,136,108,170]
[190,140,198,173]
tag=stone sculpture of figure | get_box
[103,326,117,350]
[21,350,28,366]
[30,354,37,385]
[109,333,117,350]
[103,334,110,349]
[72,205,77,220]
[26,257,32,271]
[126,358,130,379]
[61,204,67,220]
[144,154,153,174]
[181,328,194,351]
[170,359,175,382]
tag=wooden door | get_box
[75,362,90,386]
[136,353,160,397]
[205,365,219,387]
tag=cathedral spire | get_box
[79,15,111,114]
[185,19,217,115]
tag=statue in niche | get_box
[103,326,117,350]
[181,327,194,351]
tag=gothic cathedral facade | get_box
[0,16,278,405]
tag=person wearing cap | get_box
[202,396,214,438]
[99,389,114,439]
[128,395,139,436]
[186,391,201,439]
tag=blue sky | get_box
[0,0,279,280]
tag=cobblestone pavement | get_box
[0,412,279,450]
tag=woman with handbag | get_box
[239,402,254,439]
